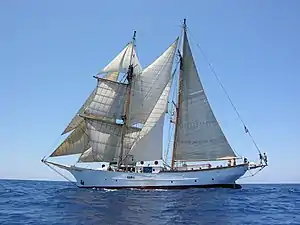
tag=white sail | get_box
[50,121,89,157]
[84,78,128,120]
[128,115,165,162]
[85,119,122,162]
[128,80,171,161]
[83,118,140,162]
[174,32,236,161]
[61,88,96,135]
[99,42,142,75]
[129,38,178,125]
[77,147,95,162]
[61,72,121,135]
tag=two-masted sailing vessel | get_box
[42,19,267,189]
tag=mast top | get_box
[132,30,136,42]
[183,19,187,31]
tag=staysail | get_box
[174,30,236,161]
[129,38,178,125]
[128,79,172,162]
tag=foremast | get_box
[171,19,186,170]
[118,31,137,168]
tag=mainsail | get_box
[173,29,236,161]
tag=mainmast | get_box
[171,19,186,169]
[118,31,136,168]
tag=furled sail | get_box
[174,32,236,161]
[50,121,89,157]
[84,78,128,121]
[129,38,178,125]
[98,42,142,75]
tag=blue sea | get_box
[0,180,299,225]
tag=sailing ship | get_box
[42,19,267,189]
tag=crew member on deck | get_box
[259,153,263,165]
[263,153,268,165]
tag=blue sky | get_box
[0,1,299,183]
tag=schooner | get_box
[42,19,267,189]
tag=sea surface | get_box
[0,180,299,225]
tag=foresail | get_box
[61,89,97,135]
[50,121,89,157]
[84,78,128,120]
[82,118,140,162]
[128,79,171,162]
[99,42,142,75]
[61,72,121,135]
[174,32,236,161]
[129,38,178,125]
[85,119,122,162]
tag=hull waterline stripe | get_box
[77,183,242,189]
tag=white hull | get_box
[67,164,248,189]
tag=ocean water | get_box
[0,180,299,225]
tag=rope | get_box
[164,59,180,163]
[44,162,75,184]
[187,27,262,155]
[238,166,266,180]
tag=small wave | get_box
[103,188,118,192]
